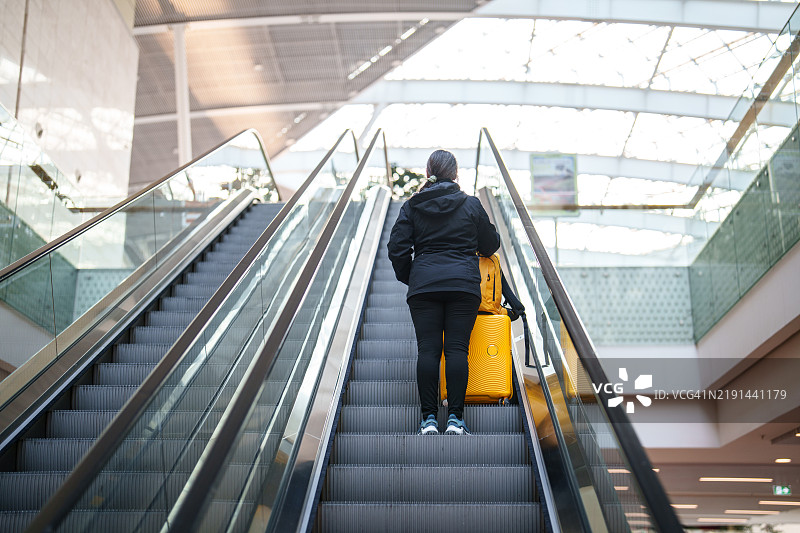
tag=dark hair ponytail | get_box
[419,150,458,192]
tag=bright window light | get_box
[699,477,773,482]
[289,105,374,152]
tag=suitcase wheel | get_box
[499,398,510,406]
[442,399,448,407]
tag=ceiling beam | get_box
[271,147,755,190]
[352,80,797,127]
[541,246,701,267]
[132,0,795,36]
[133,80,796,128]
[479,0,795,34]
[562,209,716,238]
[134,102,339,126]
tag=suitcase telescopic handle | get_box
[521,312,547,368]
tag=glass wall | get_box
[0,103,85,270]
[0,129,278,385]
[688,9,800,339]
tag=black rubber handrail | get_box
[25,130,357,533]
[0,128,279,285]
[166,129,385,531]
[480,128,683,532]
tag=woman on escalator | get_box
[387,149,500,435]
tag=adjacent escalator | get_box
[0,202,283,531]
[8,130,375,533]
[0,128,365,532]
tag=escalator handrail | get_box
[165,129,386,532]
[25,130,358,533]
[480,128,683,532]
[0,128,279,285]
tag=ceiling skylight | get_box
[279,11,791,266]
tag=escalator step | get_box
[367,293,407,308]
[221,234,259,244]
[373,261,394,271]
[331,434,530,465]
[17,439,93,471]
[214,242,251,254]
[71,386,137,410]
[371,268,397,281]
[338,406,522,434]
[160,296,208,313]
[113,344,171,364]
[113,342,242,364]
[316,502,540,533]
[344,381,419,405]
[19,432,270,473]
[368,281,406,294]
[0,472,69,509]
[47,410,116,438]
[360,324,415,340]
[350,359,416,381]
[94,363,155,385]
[0,510,167,533]
[146,311,195,327]
[173,284,217,298]
[148,405,283,440]
[0,471,189,510]
[132,326,185,344]
[185,272,228,285]
[248,203,283,214]
[364,307,412,323]
[93,362,250,387]
[195,261,237,273]
[229,227,267,237]
[323,465,535,502]
[47,402,282,440]
[72,381,296,412]
[204,250,246,262]
[356,340,416,359]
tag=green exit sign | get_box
[774,485,792,496]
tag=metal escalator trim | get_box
[380,130,392,190]
[480,128,683,532]
[24,130,357,533]
[0,128,278,286]
[0,189,255,449]
[164,130,384,532]
[267,189,390,533]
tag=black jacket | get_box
[387,181,500,300]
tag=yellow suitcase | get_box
[440,314,513,404]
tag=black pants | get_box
[407,291,480,420]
